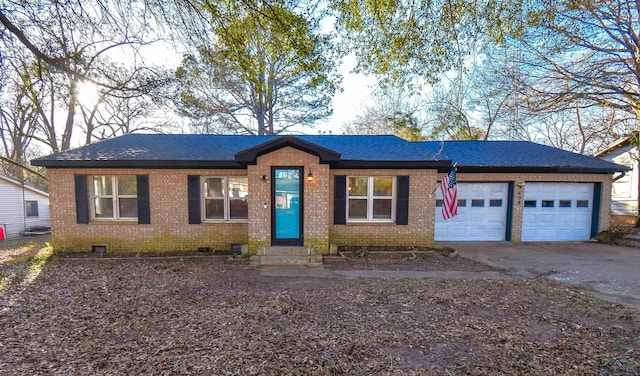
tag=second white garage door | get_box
[521,182,594,241]
[435,182,509,241]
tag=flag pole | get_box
[431,162,458,195]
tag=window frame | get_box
[541,200,555,208]
[559,200,572,208]
[489,199,503,207]
[346,176,396,223]
[576,200,589,208]
[471,199,485,207]
[25,200,39,217]
[90,175,138,221]
[202,176,249,222]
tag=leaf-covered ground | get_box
[0,239,639,375]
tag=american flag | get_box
[440,167,458,220]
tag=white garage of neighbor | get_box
[435,182,510,241]
[521,182,595,241]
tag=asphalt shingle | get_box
[31,134,626,173]
[423,140,627,172]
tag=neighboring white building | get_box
[0,174,50,238]
[596,137,638,223]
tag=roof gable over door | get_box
[234,135,341,164]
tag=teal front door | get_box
[272,167,303,246]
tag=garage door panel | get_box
[436,182,508,241]
[536,229,555,238]
[522,183,593,242]
[482,213,505,223]
[556,229,588,240]
[446,212,467,223]
[469,228,490,237]
[537,214,556,223]
[556,214,573,222]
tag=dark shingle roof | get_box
[32,134,449,169]
[420,140,628,173]
[31,134,626,173]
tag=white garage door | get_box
[435,182,509,241]
[521,182,594,241]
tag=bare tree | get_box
[0,1,169,153]
[342,86,428,141]
[517,0,640,119]
[0,59,39,179]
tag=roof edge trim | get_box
[234,135,342,163]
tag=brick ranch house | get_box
[31,134,626,254]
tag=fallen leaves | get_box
[0,251,637,375]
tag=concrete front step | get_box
[259,246,312,256]
[250,253,323,267]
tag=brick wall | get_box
[329,169,438,248]
[48,168,248,252]
[47,161,614,253]
[247,147,330,253]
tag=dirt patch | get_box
[325,248,496,272]
[1,250,639,375]
[597,225,640,248]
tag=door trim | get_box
[271,166,304,246]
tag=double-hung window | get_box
[203,177,248,221]
[25,201,39,217]
[91,175,138,220]
[347,176,395,222]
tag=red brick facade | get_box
[47,148,613,253]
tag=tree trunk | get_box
[60,77,76,151]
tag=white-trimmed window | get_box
[91,175,138,220]
[25,201,39,217]
[203,177,248,221]
[347,176,395,221]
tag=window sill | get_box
[202,220,248,224]
[345,221,396,226]
[89,219,138,224]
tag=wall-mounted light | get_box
[260,175,269,181]
[307,170,314,182]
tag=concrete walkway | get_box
[449,241,640,309]
[258,241,640,309]
[332,270,508,279]
[258,266,508,280]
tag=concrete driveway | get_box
[449,241,640,309]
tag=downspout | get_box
[22,178,27,235]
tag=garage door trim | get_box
[591,182,601,238]
[505,182,514,241]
